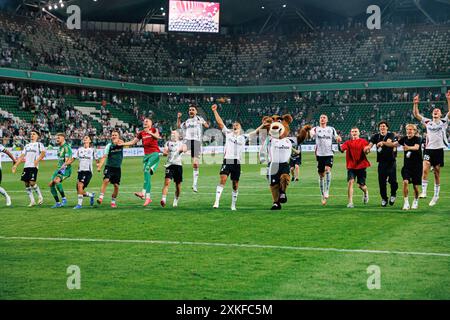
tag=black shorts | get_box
[21,167,38,182]
[267,162,290,186]
[77,171,93,188]
[186,140,201,158]
[103,166,121,185]
[290,157,301,168]
[347,169,367,186]
[401,167,422,186]
[423,149,444,167]
[220,160,241,181]
[316,156,334,173]
[165,165,183,183]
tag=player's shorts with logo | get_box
[401,166,422,186]
[423,149,444,167]
[77,171,93,188]
[21,167,38,182]
[165,165,183,183]
[316,156,333,173]
[185,139,201,158]
[103,166,121,185]
[267,162,290,186]
[347,168,367,186]
[51,167,72,182]
[220,159,241,181]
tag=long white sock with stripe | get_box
[26,187,34,202]
[433,184,440,198]
[0,187,8,198]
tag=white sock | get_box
[0,186,8,198]
[99,193,104,200]
[232,190,238,207]
[433,184,440,198]
[173,197,179,206]
[325,171,331,194]
[32,185,42,198]
[26,187,34,202]
[141,189,146,196]
[111,197,116,204]
[422,180,428,194]
[84,192,93,197]
[404,197,409,204]
[146,193,151,199]
[193,168,199,187]
[162,195,167,202]
[78,195,83,206]
[215,184,224,203]
[319,177,324,196]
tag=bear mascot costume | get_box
[260,115,311,210]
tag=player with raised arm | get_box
[413,92,450,206]
[119,118,161,207]
[73,136,99,209]
[211,104,245,210]
[0,143,17,207]
[177,104,210,193]
[12,130,46,207]
[365,121,399,207]
[49,133,74,208]
[338,127,371,208]
[97,131,124,208]
[160,130,187,208]
[393,124,423,210]
[309,114,342,205]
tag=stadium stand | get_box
[1,12,449,86]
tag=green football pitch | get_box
[0,152,449,299]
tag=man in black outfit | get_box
[364,121,398,207]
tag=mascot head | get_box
[262,114,293,139]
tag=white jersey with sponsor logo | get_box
[165,141,184,166]
[76,147,98,172]
[266,137,292,163]
[23,142,46,168]
[181,116,206,141]
[310,126,338,157]
[222,128,248,162]
[0,144,5,169]
[421,117,449,150]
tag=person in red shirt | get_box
[119,118,161,206]
[338,127,371,208]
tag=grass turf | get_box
[0,152,449,299]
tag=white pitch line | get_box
[0,236,449,258]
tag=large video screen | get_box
[168,0,220,33]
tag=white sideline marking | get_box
[0,236,449,258]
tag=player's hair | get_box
[111,129,121,136]
[405,124,419,136]
[56,132,66,138]
[378,120,389,128]
[30,129,40,137]
[188,103,198,111]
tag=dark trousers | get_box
[378,161,398,200]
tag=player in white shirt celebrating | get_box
[0,143,17,207]
[73,136,99,209]
[413,91,450,206]
[309,114,342,205]
[12,130,46,207]
[211,104,263,210]
[177,104,210,193]
[161,130,187,208]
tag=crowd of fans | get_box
[0,12,449,87]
